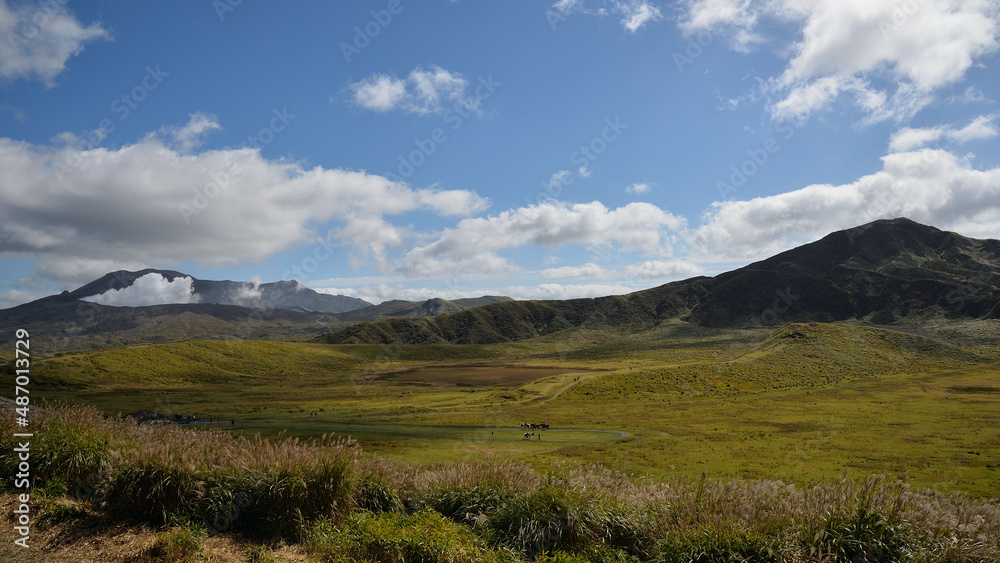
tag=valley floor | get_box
[24,320,1000,497]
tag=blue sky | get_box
[1,0,998,307]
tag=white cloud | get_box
[553,0,583,13]
[679,0,759,51]
[348,65,483,115]
[0,0,109,86]
[164,113,222,153]
[504,283,636,300]
[889,115,998,151]
[397,201,686,277]
[948,114,999,144]
[548,170,572,189]
[618,1,662,32]
[542,262,611,279]
[695,148,1000,259]
[549,0,664,32]
[0,117,490,288]
[349,74,408,112]
[81,273,199,307]
[32,257,151,287]
[317,281,641,304]
[946,86,987,106]
[888,126,945,152]
[0,288,52,310]
[624,259,704,279]
[626,182,651,194]
[681,0,1000,123]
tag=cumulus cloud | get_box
[348,74,408,112]
[0,288,52,310]
[889,115,998,151]
[0,115,490,287]
[695,149,1000,260]
[0,0,109,86]
[317,281,639,304]
[680,0,1000,123]
[624,259,704,279]
[887,126,947,153]
[397,201,686,277]
[948,114,999,144]
[552,0,583,13]
[618,1,663,32]
[348,65,485,115]
[542,262,611,279]
[626,182,651,194]
[163,113,222,153]
[550,0,664,32]
[82,273,199,307]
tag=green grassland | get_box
[20,320,1000,497]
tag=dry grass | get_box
[3,404,999,562]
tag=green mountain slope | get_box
[321,218,1000,345]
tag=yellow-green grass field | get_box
[18,321,1000,497]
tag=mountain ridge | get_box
[0,270,515,352]
[3,218,998,351]
[321,218,1000,345]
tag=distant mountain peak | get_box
[64,270,371,314]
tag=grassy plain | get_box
[23,320,1000,497]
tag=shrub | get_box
[653,526,779,562]
[144,523,206,563]
[232,458,353,538]
[424,484,513,524]
[485,486,607,559]
[0,405,113,493]
[98,458,205,525]
[808,507,909,562]
[353,473,404,514]
[303,510,521,563]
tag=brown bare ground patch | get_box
[371,363,604,387]
[949,385,1000,394]
[0,493,311,562]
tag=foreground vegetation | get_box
[22,321,1000,497]
[2,404,999,562]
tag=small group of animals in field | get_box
[520,421,550,440]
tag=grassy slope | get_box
[23,321,1000,497]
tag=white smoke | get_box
[82,273,199,307]
[230,276,264,307]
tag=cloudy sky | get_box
[0,0,998,308]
